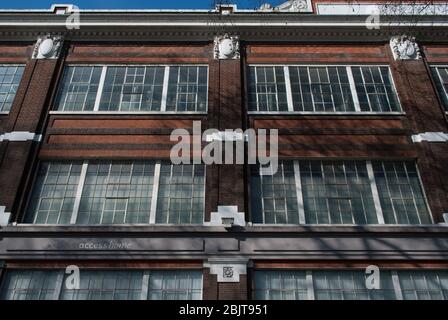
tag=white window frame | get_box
[252,160,432,226]
[430,65,448,114]
[0,64,25,114]
[1,269,203,300]
[253,269,448,300]
[50,64,209,115]
[247,64,404,115]
[24,160,206,226]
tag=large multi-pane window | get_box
[253,270,448,300]
[247,65,401,113]
[0,269,202,300]
[372,161,432,224]
[0,65,25,112]
[25,161,205,225]
[430,66,448,111]
[54,65,208,112]
[250,160,432,225]
[247,66,288,111]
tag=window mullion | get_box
[149,162,161,224]
[293,161,306,225]
[306,271,315,300]
[436,67,448,102]
[284,66,294,112]
[391,271,404,300]
[141,271,150,300]
[70,161,89,224]
[53,271,64,300]
[366,161,385,225]
[160,66,170,111]
[347,66,361,112]
[93,66,107,111]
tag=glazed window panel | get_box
[300,160,378,224]
[1,270,203,300]
[372,161,432,224]
[0,65,25,112]
[398,270,448,300]
[166,66,208,112]
[0,270,60,300]
[148,271,203,300]
[99,66,165,111]
[25,162,82,224]
[25,161,205,225]
[352,66,401,112]
[430,66,448,111]
[313,271,396,300]
[54,66,102,111]
[156,163,205,224]
[289,66,355,112]
[60,270,144,300]
[247,66,288,112]
[253,271,308,300]
[250,160,431,225]
[250,162,300,224]
[77,162,154,224]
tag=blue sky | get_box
[0,0,286,10]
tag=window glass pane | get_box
[289,66,354,112]
[300,160,378,224]
[398,270,448,300]
[54,66,102,111]
[253,271,308,300]
[61,270,144,300]
[247,66,288,112]
[352,66,401,112]
[0,65,25,112]
[147,271,202,300]
[373,161,432,224]
[99,66,165,111]
[0,270,60,300]
[313,270,396,300]
[431,67,448,111]
[250,162,300,224]
[77,161,154,224]
[166,66,208,112]
[156,163,205,224]
[25,162,82,224]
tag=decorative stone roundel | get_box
[214,33,240,60]
[38,38,55,58]
[390,35,421,61]
[32,34,64,60]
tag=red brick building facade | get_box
[0,1,447,300]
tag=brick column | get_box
[389,42,448,223]
[218,275,247,300]
[0,36,64,224]
[217,56,245,213]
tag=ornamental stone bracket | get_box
[204,206,246,227]
[258,0,313,13]
[0,206,11,227]
[32,34,64,60]
[214,33,240,60]
[204,258,249,283]
[390,35,421,61]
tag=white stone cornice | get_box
[0,131,42,142]
[412,132,448,143]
